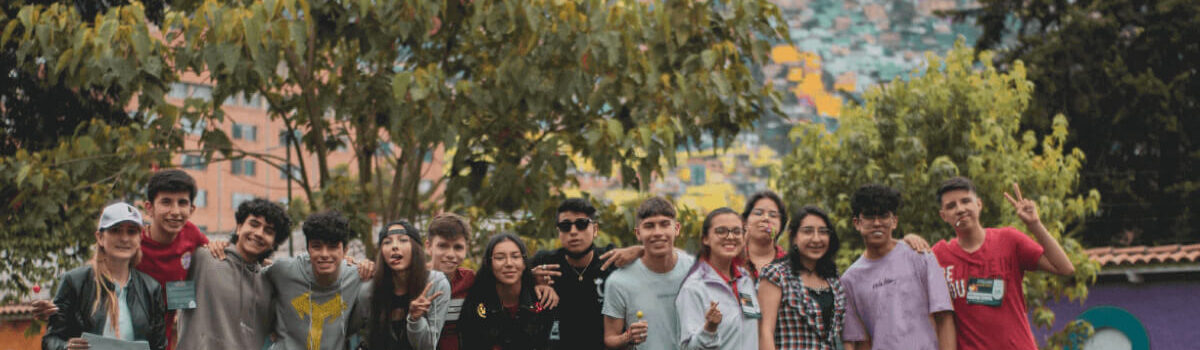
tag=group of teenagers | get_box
[35,168,1076,350]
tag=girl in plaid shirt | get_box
[757,206,846,350]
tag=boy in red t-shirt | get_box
[137,169,209,350]
[32,169,208,350]
[424,213,476,350]
[931,177,1076,350]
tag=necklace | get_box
[570,262,590,281]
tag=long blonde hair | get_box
[89,229,143,338]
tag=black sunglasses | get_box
[556,218,595,232]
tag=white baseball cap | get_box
[98,202,144,231]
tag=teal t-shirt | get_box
[601,251,695,350]
[102,277,135,341]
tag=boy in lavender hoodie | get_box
[840,184,955,350]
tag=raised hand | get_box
[704,301,722,333]
[531,264,561,285]
[408,282,444,321]
[600,245,644,270]
[1003,183,1041,225]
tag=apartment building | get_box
[167,73,444,235]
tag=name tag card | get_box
[739,292,761,319]
[166,281,197,310]
[965,278,1004,307]
[445,298,464,321]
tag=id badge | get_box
[738,292,761,319]
[965,278,1004,307]
[166,280,197,310]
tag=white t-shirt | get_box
[602,251,695,350]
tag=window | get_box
[231,192,255,210]
[278,130,301,146]
[231,159,256,176]
[194,190,207,208]
[168,83,188,99]
[377,141,393,157]
[232,123,257,141]
[191,85,212,101]
[180,118,206,135]
[182,155,208,170]
[279,164,300,180]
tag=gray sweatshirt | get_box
[265,254,362,350]
[178,246,274,350]
[350,271,452,350]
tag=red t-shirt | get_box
[136,221,209,350]
[438,267,477,350]
[932,227,1044,350]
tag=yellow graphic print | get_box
[291,292,348,350]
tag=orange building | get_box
[166,73,445,235]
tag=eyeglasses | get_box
[712,226,744,237]
[857,212,894,223]
[798,226,831,235]
[557,218,595,233]
[752,208,780,219]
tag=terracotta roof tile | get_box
[1087,244,1200,267]
[0,303,33,316]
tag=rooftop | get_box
[1086,243,1200,267]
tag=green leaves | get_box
[776,41,1100,341]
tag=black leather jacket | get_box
[42,265,166,350]
[458,280,556,350]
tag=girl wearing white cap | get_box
[42,202,167,350]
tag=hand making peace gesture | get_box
[1003,183,1041,225]
[408,281,444,321]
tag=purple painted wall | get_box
[1031,279,1200,349]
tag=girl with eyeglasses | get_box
[741,191,789,280]
[757,206,845,350]
[458,234,556,349]
[675,207,760,349]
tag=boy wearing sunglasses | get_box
[529,198,642,350]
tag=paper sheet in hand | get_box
[82,332,151,350]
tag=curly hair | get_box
[229,199,292,256]
[851,184,902,217]
[301,210,352,246]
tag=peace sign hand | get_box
[703,301,722,333]
[408,282,444,321]
[1003,183,1041,226]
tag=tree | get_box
[170,0,789,254]
[775,42,1101,347]
[0,0,166,155]
[946,0,1199,245]
[0,1,182,302]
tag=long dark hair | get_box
[784,206,840,279]
[368,220,429,349]
[468,233,536,300]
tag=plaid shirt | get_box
[762,261,846,349]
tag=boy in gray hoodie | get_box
[178,198,291,349]
[266,210,363,350]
